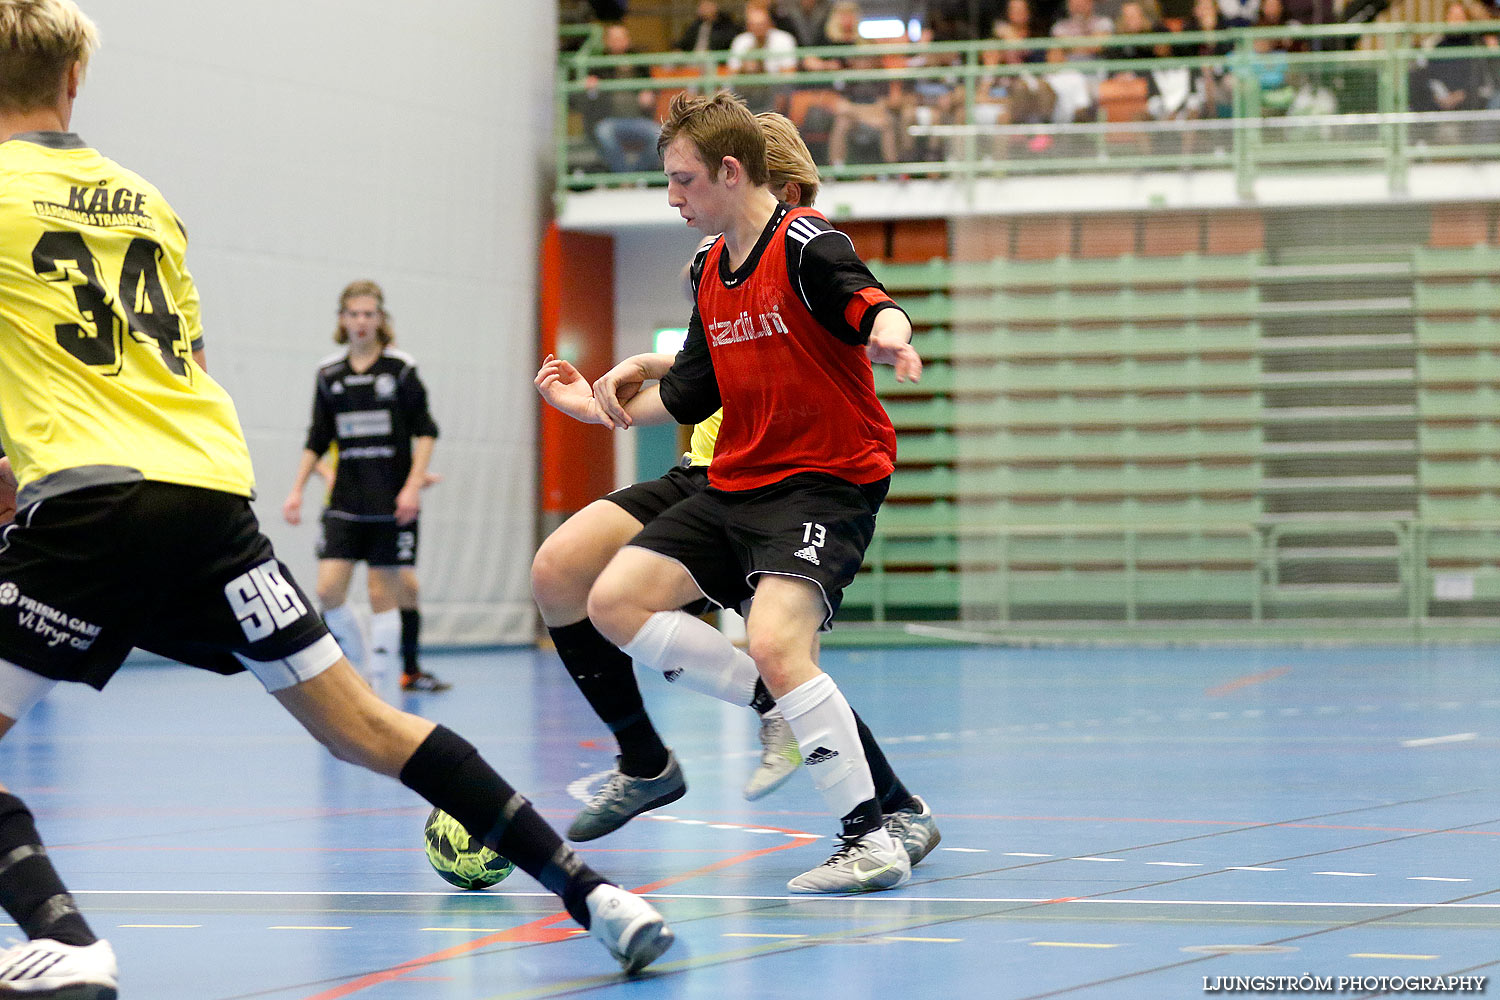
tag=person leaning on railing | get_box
[1410,0,1496,119]
[578,23,659,174]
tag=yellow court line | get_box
[268,925,350,931]
[1032,941,1121,949]
[724,932,807,939]
[1350,953,1438,960]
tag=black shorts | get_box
[630,472,890,629]
[0,482,332,690]
[318,513,418,567]
[605,465,709,525]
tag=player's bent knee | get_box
[584,574,636,646]
[530,539,591,613]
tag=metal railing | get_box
[556,21,1500,206]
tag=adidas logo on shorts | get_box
[793,545,820,565]
[804,745,839,766]
[663,668,684,683]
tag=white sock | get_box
[777,673,875,824]
[619,610,760,706]
[322,605,366,670]
[368,608,401,700]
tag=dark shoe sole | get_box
[14,987,118,1000]
[908,823,942,866]
[621,919,675,974]
[567,781,687,843]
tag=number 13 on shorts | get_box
[802,522,826,548]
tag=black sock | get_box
[399,726,606,927]
[0,794,95,946]
[750,678,777,716]
[400,608,421,677]
[549,620,668,777]
[853,711,917,814]
[839,797,884,839]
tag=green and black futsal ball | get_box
[423,808,515,890]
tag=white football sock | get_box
[367,608,401,701]
[322,604,366,670]
[776,672,875,821]
[620,610,760,706]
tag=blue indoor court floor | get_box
[7,642,1500,999]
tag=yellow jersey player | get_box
[0,2,672,995]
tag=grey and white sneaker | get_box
[585,884,675,974]
[787,826,911,894]
[743,710,800,801]
[0,938,117,999]
[884,795,941,866]
[567,751,687,842]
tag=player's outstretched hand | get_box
[867,337,923,383]
[535,354,621,429]
[591,358,649,430]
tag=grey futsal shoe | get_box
[0,937,118,999]
[884,795,942,866]
[567,751,687,842]
[743,709,801,801]
[787,826,911,894]
[585,883,676,974]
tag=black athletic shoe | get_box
[401,670,451,692]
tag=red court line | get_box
[1204,665,1291,698]
[297,825,815,1000]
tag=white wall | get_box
[71,0,554,643]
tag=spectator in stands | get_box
[1187,0,1233,119]
[677,0,742,52]
[1412,0,1494,115]
[781,0,832,46]
[904,24,965,160]
[579,23,660,174]
[823,0,862,45]
[1050,0,1113,60]
[820,1,914,165]
[1045,0,1112,123]
[1111,0,1165,59]
[968,29,1058,156]
[1257,0,1287,30]
[994,0,1048,63]
[729,3,800,111]
[1217,0,1259,27]
[729,4,799,73]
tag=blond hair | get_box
[0,0,99,113]
[758,111,820,207]
[334,280,394,346]
[657,90,769,186]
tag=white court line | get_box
[1410,877,1471,882]
[65,890,1500,908]
[1402,732,1479,748]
